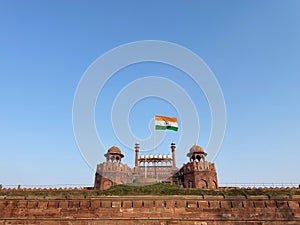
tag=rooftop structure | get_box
[94,143,218,190]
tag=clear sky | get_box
[1,0,300,187]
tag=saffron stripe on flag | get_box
[154,115,178,123]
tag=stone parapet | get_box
[0,195,299,224]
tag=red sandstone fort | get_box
[1,143,299,224]
[94,142,218,190]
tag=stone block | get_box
[165,200,175,208]
[80,200,91,209]
[209,201,220,208]
[122,200,133,208]
[59,201,68,209]
[68,201,80,208]
[288,200,299,209]
[112,201,121,208]
[154,200,166,208]
[291,195,300,200]
[133,200,142,208]
[175,200,186,208]
[17,200,27,208]
[198,201,209,208]
[45,208,61,217]
[253,201,266,208]
[271,195,291,200]
[27,201,37,209]
[90,200,100,209]
[7,201,17,209]
[277,200,289,208]
[47,201,59,208]
[231,201,243,208]
[247,195,269,200]
[143,200,154,208]
[101,201,112,208]
[37,201,48,209]
[225,195,246,200]
[204,195,224,200]
[266,200,277,208]
[186,200,197,208]
[242,201,254,208]
[0,201,6,209]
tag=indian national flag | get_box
[155,115,178,131]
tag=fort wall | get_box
[0,193,299,224]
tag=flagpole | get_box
[154,119,156,156]
[154,116,156,180]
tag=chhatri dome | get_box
[104,145,124,163]
[187,144,207,162]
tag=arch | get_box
[199,179,208,189]
[213,180,218,189]
[102,180,113,190]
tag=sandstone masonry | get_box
[0,194,299,224]
[94,143,218,190]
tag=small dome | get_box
[108,145,122,154]
[104,145,124,161]
[189,145,204,154]
[187,144,207,158]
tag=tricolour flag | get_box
[155,115,178,131]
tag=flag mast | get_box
[154,117,156,156]
[154,116,157,181]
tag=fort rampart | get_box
[0,191,299,224]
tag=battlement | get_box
[0,194,299,224]
[180,161,215,172]
[96,161,132,173]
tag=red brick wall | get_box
[0,194,299,224]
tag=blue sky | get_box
[0,1,300,187]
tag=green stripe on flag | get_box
[155,125,178,131]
